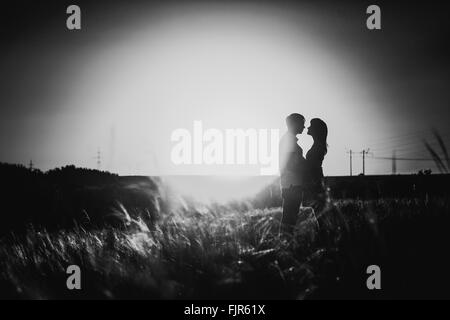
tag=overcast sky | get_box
[1,0,449,176]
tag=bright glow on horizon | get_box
[40,3,389,176]
[162,175,277,204]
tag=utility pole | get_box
[347,150,353,176]
[362,149,366,175]
[360,149,371,175]
[96,148,101,170]
[392,150,397,175]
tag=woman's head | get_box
[308,118,328,147]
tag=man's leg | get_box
[281,187,302,233]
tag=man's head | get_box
[285,113,305,134]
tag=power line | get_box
[370,136,450,150]
[366,134,427,148]
[368,144,450,159]
[371,141,425,151]
[364,129,428,143]
[370,139,450,152]
[367,133,450,151]
[366,130,450,146]
[367,156,436,161]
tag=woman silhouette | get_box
[304,118,328,210]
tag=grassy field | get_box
[1,195,449,299]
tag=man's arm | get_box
[279,135,304,173]
[280,148,304,173]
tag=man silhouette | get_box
[279,113,306,232]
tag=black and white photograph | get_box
[1,0,450,302]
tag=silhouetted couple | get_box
[279,113,328,232]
